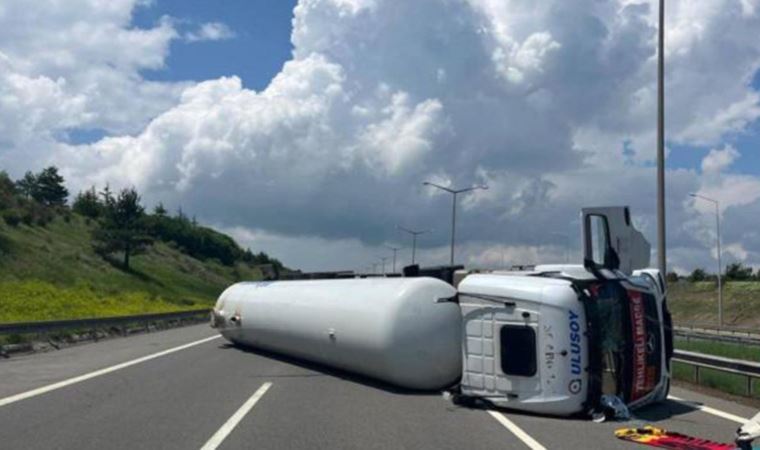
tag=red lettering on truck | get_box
[628,290,649,401]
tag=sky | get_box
[1,0,760,274]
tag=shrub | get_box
[725,262,753,281]
[689,268,708,282]
[1,209,22,227]
[73,186,103,219]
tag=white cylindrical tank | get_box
[212,277,461,390]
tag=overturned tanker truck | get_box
[210,207,673,417]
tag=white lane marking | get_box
[668,395,748,424]
[0,335,221,408]
[200,382,273,450]
[487,410,547,450]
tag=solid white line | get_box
[487,410,547,450]
[0,334,221,408]
[668,395,748,424]
[200,382,273,450]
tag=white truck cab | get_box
[453,207,673,416]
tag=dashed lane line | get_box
[0,335,221,408]
[487,410,547,450]
[200,382,273,450]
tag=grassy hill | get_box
[0,215,263,323]
[668,280,760,327]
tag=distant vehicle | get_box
[211,206,673,417]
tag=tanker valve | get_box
[210,310,225,328]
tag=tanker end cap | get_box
[209,309,241,329]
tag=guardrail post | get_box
[749,376,754,397]
[694,365,700,385]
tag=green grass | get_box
[668,280,760,327]
[673,361,760,399]
[676,338,760,363]
[0,215,263,322]
[0,280,193,322]
[674,337,760,398]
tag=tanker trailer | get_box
[210,277,462,390]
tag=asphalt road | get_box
[0,324,756,450]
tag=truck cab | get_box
[454,207,672,416]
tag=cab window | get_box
[500,326,537,377]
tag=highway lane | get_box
[0,324,220,399]
[0,324,755,449]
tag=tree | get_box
[153,202,167,217]
[688,268,708,282]
[15,171,38,200]
[0,171,16,208]
[99,184,114,207]
[34,166,68,207]
[176,207,188,222]
[725,262,753,281]
[92,188,153,270]
[0,171,21,225]
[665,271,679,283]
[72,186,102,218]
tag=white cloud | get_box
[701,145,740,175]
[692,144,760,215]
[2,0,760,272]
[724,243,749,261]
[0,0,187,173]
[357,93,444,175]
[492,32,561,85]
[184,22,236,42]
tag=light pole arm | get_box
[422,181,455,194]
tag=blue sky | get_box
[669,124,760,175]
[133,0,296,91]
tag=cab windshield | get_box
[585,282,629,398]
[584,280,663,404]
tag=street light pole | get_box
[690,193,723,327]
[378,256,388,276]
[397,226,430,265]
[385,245,402,273]
[423,181,488,266]
[450,192,457,267]
[657,0,667,279]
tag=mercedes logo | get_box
[646,333,657,354]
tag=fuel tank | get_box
[212,277,461,390]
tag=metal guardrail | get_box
[674,324,760,346]
[675,328,760,346]
[676,322,760,337]
[673,349,760,396]
[0,309,210,336]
